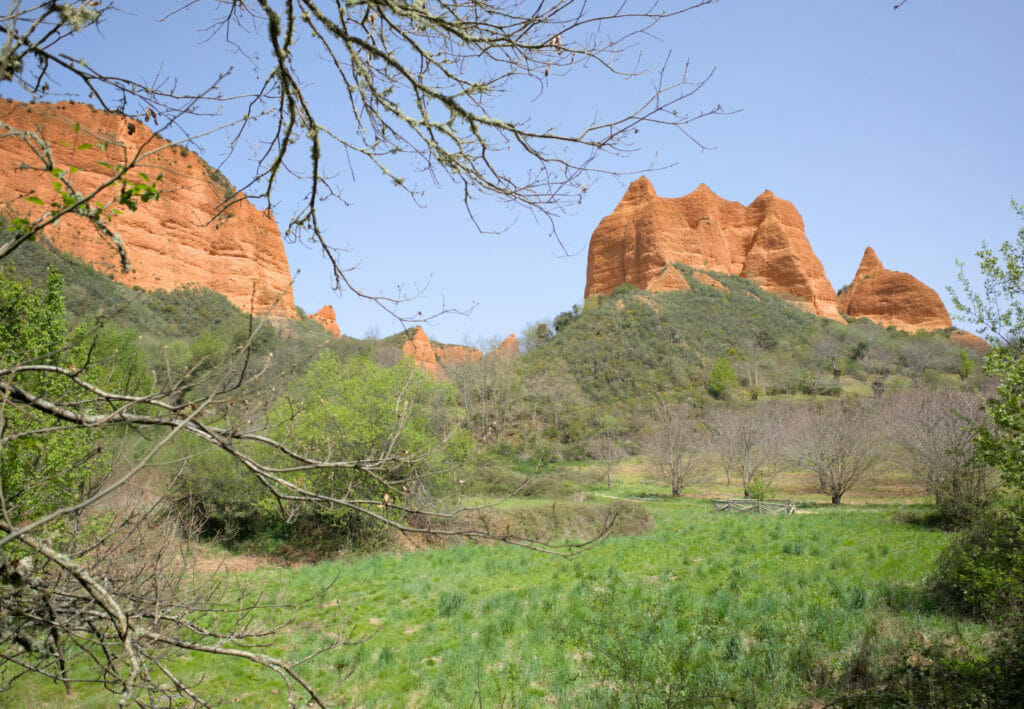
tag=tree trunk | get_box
[831,491,843,505]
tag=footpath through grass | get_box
[21,499,962,707]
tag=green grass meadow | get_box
[18,496,966,708]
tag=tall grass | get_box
[12,500,965,707]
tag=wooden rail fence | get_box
[713,499,796,515]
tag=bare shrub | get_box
[644,405,710,497]
[587,437,627,490]
[885,390,994,523]
[708,404,790,498]
[792,402,886,505]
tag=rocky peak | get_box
[401,327,444,378]
[620,175,658,204]
[853,246,884,279]
[495,334,519,358]
[400,328,516,378]
[0,99,296,317]
[311,305,340,336]
[838,247,952,332]
[434,343,483,369]
[584,178,843,321]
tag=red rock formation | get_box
[584,178,843,321]
[401,327,444,378]
[950,329,988,352]
[435,344,482,369]
[399,328,493,378]
[838,247,952,332]
[0,99,296,317]
[495,334,519,358]
[311,305,340,336]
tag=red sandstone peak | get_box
[584,178,843,321]
[854,247,884,279]
[496,333,519,358]
[400,327,485,378]
[401,327,443,378]
[311,305,340,336]
[620,175,657,203]
[838,246,952,332]
[0,99,297,317]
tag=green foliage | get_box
[951,202,1024,488]
[526,268,958,412]
[563,578,725,707]
[865,200,1024,705]
[273,353,470,480]
[939,202,1024,610]
[957,348,974,381]
[175,353,470,553]
[552,303,582,333]
[707,356,738,400]
[0,268,127,525]
[933,492,1024,620]
[746,471,774,501]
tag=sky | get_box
[18,1,1024,346]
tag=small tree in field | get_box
[793,402,884,505]
[644,405,709,497]
[708,405,788,498]
[588,436,627,491]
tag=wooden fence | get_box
[712,499,796,515]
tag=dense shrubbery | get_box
[0,268,111,524]
[522,268,965,412]
[173,353,471,554]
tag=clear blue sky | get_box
[24,1,1024,345]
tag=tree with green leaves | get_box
[950,200,1024,485]
[0,268,108,524]
[938,201,1024,620]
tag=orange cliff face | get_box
[584,178,844,321]
[401,327,445,379]
[838,247,952,332]
[434,343,482,369]
[311,305,340,336]
[401,328,517,378]
[0,99,296,317]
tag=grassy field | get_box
[17,481,970,708]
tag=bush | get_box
[932,492,1024,620]
[174,353,471,556]
[707,357,737,400]
[0,268,122,525]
